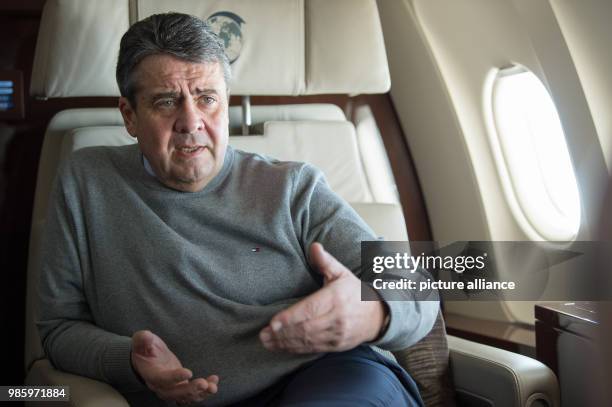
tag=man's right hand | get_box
[131,330,219,405]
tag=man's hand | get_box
[259,242,388,353]
[131,330,219,405]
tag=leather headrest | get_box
[30,0,390,97]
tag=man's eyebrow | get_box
[194,88,220,95]
[147,88,220,101]
[150,91,180,100]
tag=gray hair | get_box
[116,12,231,107]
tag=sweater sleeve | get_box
[36,159,146,393]
[291,164,439,350]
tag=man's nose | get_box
[174,99,204,134]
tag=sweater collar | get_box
[142,155,156,177]
[137,145,235,195]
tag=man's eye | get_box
[201,96,216,105]
[155,99,175,108]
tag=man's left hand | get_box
[259,242,388,353]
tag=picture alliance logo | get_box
[371,252,488,274]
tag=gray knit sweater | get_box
[37,144,438,406]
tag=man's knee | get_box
[278,351,422,406]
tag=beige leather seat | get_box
[25,1,560,406]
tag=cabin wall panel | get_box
[512,0,607,242]
[377,0,514,324]
[376,0,490,242]
[549,0,612,171]
[378,0,607,326]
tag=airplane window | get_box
[490,66,581,241]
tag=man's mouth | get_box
[176,145,207,153]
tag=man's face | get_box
[119,54,229,192]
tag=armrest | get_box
[448,335,559,407]
[25,359,129,407]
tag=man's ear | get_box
[118,96,138,138]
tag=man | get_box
[37,12,438,406]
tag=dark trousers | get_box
[234,346,424,407]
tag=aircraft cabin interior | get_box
[1,0,611,406]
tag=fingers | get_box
[267,245,357,331]
[147,367,193,389]
[309,242,349,283]
[131,331,219,404]
[156,377,218,405]
[260,311,349,353]
[260,250,370,354]
[269,286,334,330]
[131,330,190,386]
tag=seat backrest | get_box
[25,0,402,371]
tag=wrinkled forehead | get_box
[132,54,227,97]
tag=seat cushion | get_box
[393,311,456,407]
